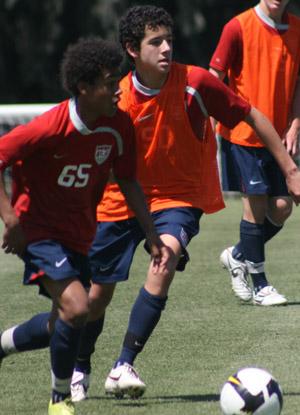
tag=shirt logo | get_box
[95,145,112,165]
[249,180,262,185]
[98,265,111,273]
[54,154,66,159]
[55,257,67,267]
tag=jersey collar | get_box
[132,71,161,97]
[69,97,93,135]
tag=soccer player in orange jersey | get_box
[0,37,169,415]
[71,6,300,400]
[210,0,300,306]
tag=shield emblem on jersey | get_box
[95,145,112,165]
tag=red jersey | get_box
[98,63,250,221]
[210,6,300,147]
[0,98,136,254]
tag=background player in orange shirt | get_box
[210,0,300,306]
[71,5,300,401]
[0,37,169,415]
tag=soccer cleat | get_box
[220,247,252,301]
[70,370,90,402]
[253,286,288,306]
[48,398,75,415]
[105,362,146,399]
[0,332,4,367]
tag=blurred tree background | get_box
[0,0,299,103]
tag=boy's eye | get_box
[152,39,162,45]
[150,38,173,47]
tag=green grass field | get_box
[0,198,300,414]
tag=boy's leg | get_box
[105,234,179,399]
[105,208,201,398]
[71,219,143,401]
[71,283,115,402]
[0,312,51,359]
[43,277,89,405]
[220,144,288,305]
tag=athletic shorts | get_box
[22,239,91,297]
[220,137,289,196]
[89,207,203,284]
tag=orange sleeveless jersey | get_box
[218,9,300,147]
[98,62,224,221]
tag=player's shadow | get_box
[88,393,219,406]
[282,302,300,306]
[240,301,300,307]
[283,391,300,396]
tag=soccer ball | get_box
[220,367,283,414]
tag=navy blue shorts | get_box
[220,137,289,196]
[89,207,203,284]
[22,240,91,297]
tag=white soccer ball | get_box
[220,367,283,415]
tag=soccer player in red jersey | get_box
[210,0,300,306]
[70,6,300,400]
[0,37,169,415]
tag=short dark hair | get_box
[61,36,123,96]
[119,5,173,53]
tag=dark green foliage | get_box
[1,0,298,103]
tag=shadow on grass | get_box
[87,393,219,406]
[283,302,300,306]
[283,391,300,396]
[239,302,300,307]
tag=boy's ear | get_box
[77,81,87,95]
[126,42,139,59]
[77,81,88,95]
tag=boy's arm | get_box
[283,77,300,156]
[115,177,170,270]
[245,107,300,204]
[0,170,26,255]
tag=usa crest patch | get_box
[95,145,112,165]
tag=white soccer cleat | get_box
[70,370,90,402]
[253,286,288,306]
[105,363,146,399]
[220,247,252,302]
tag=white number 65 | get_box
[57,164,92,188]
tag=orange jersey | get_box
[214,8,300,147]
[98,63,225,221]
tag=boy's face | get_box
[81,68,121,117]
[134,25,173,74]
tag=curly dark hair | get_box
[119,5,173,53]
[61,36,123,96]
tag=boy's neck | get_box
[134,65,169,90]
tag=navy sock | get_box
[0,313,50,358]
[116,287,167,366]
[13,312,50,352]
[75,316,105,374]
[50,318,83,400]
[232,217,283,261]
[0,312,50,358]
[240,220,265,263]
[264,216,283,243]
[240,220,268,290]
[252,273,268,294]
